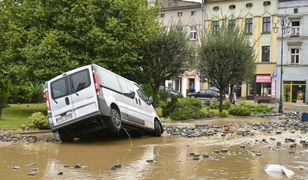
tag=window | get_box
[229,5,236,9]
[264,1,271,6]
[190,26,197,40]
[228,19,236,29]
[98,68,121,92]
[133,84,148,103]
[51,77,70,99]
[246,3,253,8]
[291,21,300,37]
[118,77,134,95]
[245,18,253,34]
[262,46,270,62]
[290,48,300,64]
[294,8,298,14]
[70,69,91,93]
[160,13,165,18]
[212,21,219,33]
[177,12,182,17]
[191,11,196,16]
[262,17,271,33]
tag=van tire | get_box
[58,129,73,142]
[108,108,122,132]
[153,120,162,137]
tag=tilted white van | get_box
[44,64,163,141]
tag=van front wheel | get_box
[153,120,162,137]
[108,108,122,132]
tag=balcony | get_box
[290,26,300,37]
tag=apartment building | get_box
[276,0,308,104]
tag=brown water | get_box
[1,117,308,180]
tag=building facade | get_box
[276,0,308,104]
[204,0,278,100]
[160,0,204,97]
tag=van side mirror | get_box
[148,96,153,105]
[124,91,135,99]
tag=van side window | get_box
[133,84,148,102]
[51,77,70,99]
[118,78,131,93]
[70,69,91,92]
[98,68,121,92]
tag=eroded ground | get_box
[1,117,308,180]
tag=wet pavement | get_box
[1,117,308,179]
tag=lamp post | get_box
[273,15,291,113]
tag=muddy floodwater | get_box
[1,117,308,179]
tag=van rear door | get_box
[69,67,99,119]
[49,76,75,127]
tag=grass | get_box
[0,104,46,130]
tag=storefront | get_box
[283,81,306,103]
[255,74,272,96]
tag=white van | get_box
[44,64,163,141]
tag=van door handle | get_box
[65,97,70,105]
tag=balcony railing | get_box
[290,26,300,37]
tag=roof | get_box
[160,0,201,11]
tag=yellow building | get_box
[204,0,278,100]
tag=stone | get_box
[276,131,282,134]
[74,164,81,169]
[189,153,195,156]
[146,160,154,163]
[290,144,297,148]
[202,154,209,158]
[214,150,220,154]
[12,166,20,170]
[276,142,282,146]
[28,170,37,176]
[270,138,275,141]
[221,149,229,153]
[64,165,71,168]
[110,164,122,170]
[240,145,245,149]
[58,172,63,175]
[289,151,295,154]
[192,157,200,161]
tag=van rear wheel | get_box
[108,108,122,132]
[58,129,73,142]
[153,120,162,137]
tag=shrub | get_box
[209,99,232,110]
[229,106,251,116]
[228,102,273,116]
[163,97,205,120]
[29,112,49,129]
[158,89,169,102]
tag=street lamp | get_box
[273,15,291,113]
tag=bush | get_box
[229,106,251,116]
[163,97,205,120]
[158,89,169,102]
[29,112,49,129]
[228,102,273,116]
[209,99,232,110]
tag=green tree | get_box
[0,79,11,118]
[140,26,194,106]
[199,21,256,112]
[0,0,159,103]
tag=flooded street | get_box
[1,117,308,179]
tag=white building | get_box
[276,0,308,104]
[160,0,204,97]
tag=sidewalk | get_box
[271,102,308,113]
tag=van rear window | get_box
[51,77,70,99]
[70,69,91,93]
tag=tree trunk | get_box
[152,82,160,107]
[0,105,3,119]
[229,84,234,102]
[219,90,224,113]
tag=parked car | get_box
[167,88,182,97]
[188,89,219,99]
[44,64,163,141]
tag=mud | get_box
[1,117,308,179]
